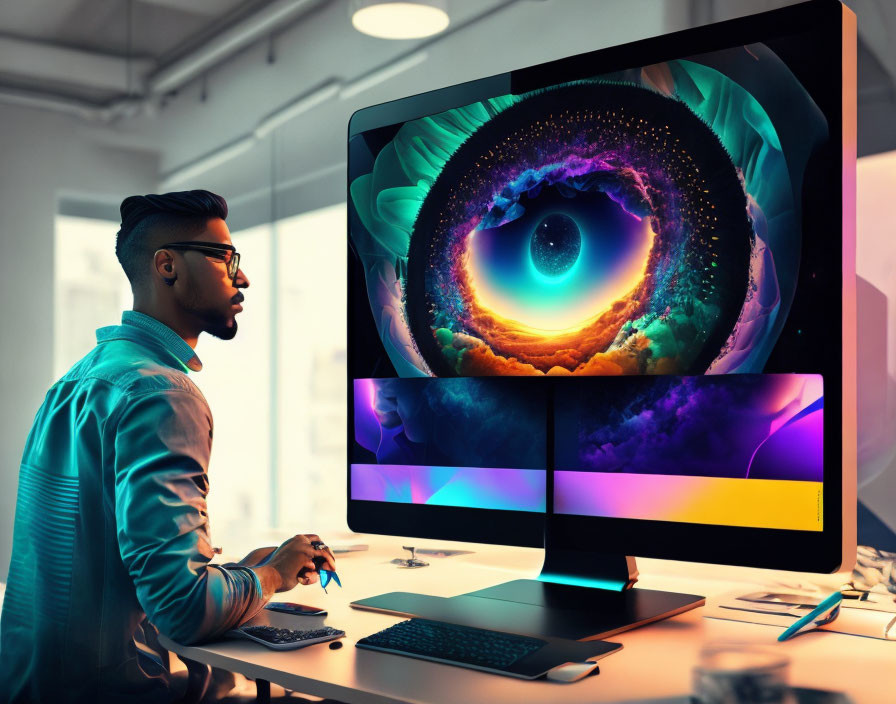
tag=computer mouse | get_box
[545,661,599,682]
[329,640,343,650]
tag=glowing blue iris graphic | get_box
[530,214,581,277]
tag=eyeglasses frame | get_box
[158,241,241,281]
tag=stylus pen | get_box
[777,592,843,641]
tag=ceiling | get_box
[0,0,308,103]
[0,0,894,157]
[0,0,250,56]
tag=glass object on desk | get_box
[391,546,429,569]
[693,643,793,704]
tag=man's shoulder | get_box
[69,338,205,401]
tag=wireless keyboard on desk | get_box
[356,618,622,680]
[227,625,344,650]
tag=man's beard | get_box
[185,282,240,340]
[205,314,238,340]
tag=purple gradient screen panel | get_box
[555,374,823,481]
[351,464,546,512]
[352,377,547,512]
[353,377,547,470]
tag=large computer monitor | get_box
[346,0,856,637]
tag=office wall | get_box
[0,102,158,582]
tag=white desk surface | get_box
[160,536,895,703]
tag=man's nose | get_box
[235,268,250,288]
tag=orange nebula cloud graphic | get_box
[448,227,680,376]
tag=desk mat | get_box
[351,590,622,667]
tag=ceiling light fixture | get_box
[350,0,449,40]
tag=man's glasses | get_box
[159,241,241,281]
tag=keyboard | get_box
[356,618,550,678]
[226,625,345,650]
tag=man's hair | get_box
[116,190,228,286]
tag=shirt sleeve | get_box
[112,388,266,644]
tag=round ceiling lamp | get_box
[350,0,450,40]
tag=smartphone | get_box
[264,602,327,616]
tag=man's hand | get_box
[236,546,276,567]
[249,534,336,595]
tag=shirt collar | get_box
[96,311,203,372]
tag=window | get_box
[54,215,130,380]
[275,204,348,540]
[190,225,274,551]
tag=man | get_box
[0,190,336,703]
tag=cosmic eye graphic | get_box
[405,83,752,376]
[351,55,818,378]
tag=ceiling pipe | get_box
[0,0,323,123]
[147,0,322,95]
[4,0,523,171]
[1,0,520,128]
[162,0,521,183]
[0,35,152,94]
[0,87,144,123]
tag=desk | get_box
[160,536,895,703]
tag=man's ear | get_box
[153,248,177,286]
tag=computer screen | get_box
[347,0,855,573]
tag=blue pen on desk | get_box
[320,569,342,594]
[777,591,842,641]
[310,541,342,594]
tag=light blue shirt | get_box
[1,311,264,703]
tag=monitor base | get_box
[351,581,704,641]
[352,531,704,639]
[463,578,704,640]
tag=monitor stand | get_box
[351,530,705,641]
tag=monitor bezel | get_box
[346,0,856,571]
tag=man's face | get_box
[174,218,250,340]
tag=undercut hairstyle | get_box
[115,190,228,287]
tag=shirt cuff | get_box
[221,563,264,600]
